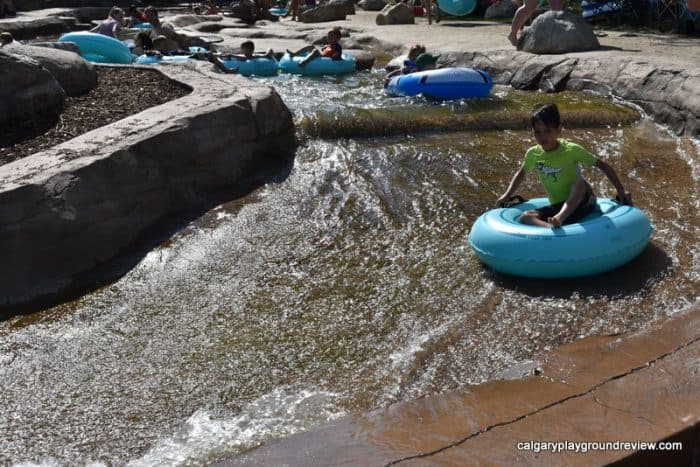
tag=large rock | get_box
[376,2,414,25]
[164,14,222,28]
[300,0,349,23]
[58,6,111,23]
[5,43,97,96]
[29,41,81,54]
[0,63,296,308]
[345,49,375,70]
[0,50,65,147]
[358,0,387,11]
[188,18,249,32]
[0,17,68,40]
[484,0,516,18]
[519,10,600,54]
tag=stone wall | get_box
[0,63,296,308]
[442,50,700,136]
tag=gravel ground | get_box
[0,66,190,167]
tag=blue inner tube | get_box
[278,52,355,75]
[468,198,652,278]
[220,57,279,76]
[439,0,477,15]
[386,67,493,100]
[268,7,288,15]
[58,31,133,64]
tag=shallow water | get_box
[1,71,698,466]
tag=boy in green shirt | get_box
[497,103,632,227]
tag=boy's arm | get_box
[594,159,632,205]
[496,165,526,207]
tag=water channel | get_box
[1,71,698,466]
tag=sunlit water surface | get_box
[1,71,698,466]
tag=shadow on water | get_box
[486,241,672,299]
[0,152,296,323]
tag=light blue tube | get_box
[278,52,355,75]
[220,57,279,76]
[58,31,133,64]
[468,198,652,278]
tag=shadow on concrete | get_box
[486,241,673,299]
[598,45,640,52]
[610,423,700,466]
[0,151,295,322]
[440,22,496,29]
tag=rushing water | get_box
[1,71,698,466]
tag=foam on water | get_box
[128,388,345,467]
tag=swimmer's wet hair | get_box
[531,103,561,128]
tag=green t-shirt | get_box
[523,139,598,204]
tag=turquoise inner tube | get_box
[220,56,279,76]
[134,54,193,65]
[468,198,652,278]
[278,52,355,75]
[58,31,133,64]
[130,22,153,29]
[439,0,477,15]
[134,47,208,65]
[268,7,288,15]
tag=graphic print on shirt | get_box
[535,162,562,182]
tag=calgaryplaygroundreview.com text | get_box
[517,440,683,454]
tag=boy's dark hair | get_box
[136,31,153,50]
[531,103,561,128]
[240,40,254,50]
[144,5,158,14]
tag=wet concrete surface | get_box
[217,304,700,466]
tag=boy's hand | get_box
[547,215,563,228]
[496,194,509,208]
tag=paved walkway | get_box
[256,10,700,69]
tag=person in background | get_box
[204,0,221,14]
[383,44,426,85]
[283,0,316,21]
[497,103,632,228]
[415,52,439,71]
[508,0,562,46]
[131,31,154,55]
[422,0,440,24]
[1,31,18,47]
[286,26,342,67]
[144,6,209,50]
[227,40,274,60]
[91,6,125,38]
[125,4,148,27]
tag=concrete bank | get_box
[216,303,700,466]
[0,62,295,310]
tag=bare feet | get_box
[507,32,518,47]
